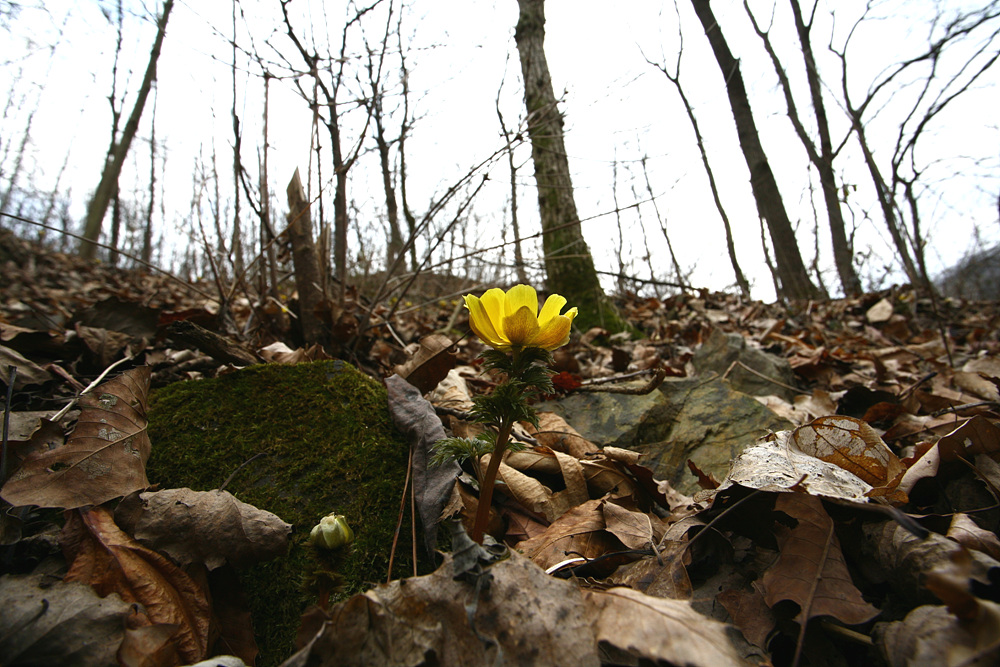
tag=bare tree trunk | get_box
[367,55,403,274]
[81,0,173,260]
[109,182,121,266]
[142,92,157,265]
[514,0,625,331]
[230,0,244,279]
[645,32,749,297]
[639,157,690,292]
[689,0,819,300]
[743,0,861,295]
[787,0,860,295]
[0,103,36,219]
[286,168,327,346]
[496,71,528,284]
[398,41,419,274]
[259,73,280,299]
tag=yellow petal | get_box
[464,294,507,348]
[504,285,538,319]
[529,314,573,350]
[480,288,506,335]
[538,293,568,327]
[503,305,541,347]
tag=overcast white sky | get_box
[2,0,998,302]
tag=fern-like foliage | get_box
[430,433,494,467]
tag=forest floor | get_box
[2,226,1000,667]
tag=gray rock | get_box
[540,375,791,495]
[692,328,799,402]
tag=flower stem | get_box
[471,419,513,543]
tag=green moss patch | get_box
[146,360,413,666]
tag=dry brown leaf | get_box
[75,323,132,367]
[937,415,1000,462]
[0,344,52,388]
[723,431,875,501]
[393,333,456,394]
[879,549,1000,667]
[601,446,644,465]
[953,370,1000,402]
[609,539,694,600]
[528,411,598,458]
[860,520,995,607]
[0,572,130,666]
[791,415,905,500]
[553,450,590,505]
[876,602,1000,667]
[1,366,152,509]
[947,514,1000,561]
[62,506,211,664]
[1,414,66,474]
[115,488,292,569]
[602,501,660,550]
[761,494,880,626]
[515,499,618,571]
[285,550,601,667]
[258,341,332,364]
[505,448,562,476]
[717,584,776,649]
[118,622,182,667]
[584,586,750,666]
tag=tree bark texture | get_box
[514,0,623,330]
[690,0,819,300]
[81,0,174,260]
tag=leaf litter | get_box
[1,231,1000,665]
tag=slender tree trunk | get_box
[373,102,402,273]
[260,73,280,299]
[852,115,920,284]
[327,100,349,305]
[496,95,528,284]
[0,104,36,219]
[81,0,173,260]
[689,0,819,300]
[142,91,157,265]
[514,0,624,331]
[787,0,860,295]
[230,0,244,279]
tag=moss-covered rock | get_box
[146,360,413,666]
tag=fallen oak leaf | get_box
[62,506,211,664]
[1,366,152,509]
[761,494,879,628]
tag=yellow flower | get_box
[463,284,578,351]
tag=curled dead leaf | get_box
[61,506,211,664]
[394,334,457,394]
[115,488,292,570]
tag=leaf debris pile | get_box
[2,230,1000,666]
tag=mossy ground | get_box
[146,360,414,666]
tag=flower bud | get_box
[308,513,354,550]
